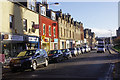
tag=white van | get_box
[97,46,106,53]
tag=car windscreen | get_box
[48,50,58,54]
[17,50,36,57]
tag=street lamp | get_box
[39,2,59,49]
[108,30,112,46]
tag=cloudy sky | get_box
[37,0,119,37]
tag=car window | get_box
[48,50,58,54]
[25,50,36,56]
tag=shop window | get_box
[43,24,46,35]
[23,19,27,31]
[9,15,14,29]
[49,25,51,36]
[54,27,56,37]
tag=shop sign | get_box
[28,37,39,42]
[3,34,23,41]
[42,35,45,40]
[54,39,58,42]
[44,39,49,42]
[33,24,39,29]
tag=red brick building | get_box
[39,15,58,51]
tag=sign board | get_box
[33,24,39,29]
[28,37,39,42]
[54,39,58,42]
[3,34,23,41]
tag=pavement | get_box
[109,48,120,79]
[1,49,120,80]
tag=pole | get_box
[39,5,42,49]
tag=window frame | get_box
[9,14,14,29]
[49,25,51,36]
[23,18,27,32]
[53,27,56,37]
[43,24,46,35]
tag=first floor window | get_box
[23,19,27,31]
[49,25,51,36]
[54,27,56,37]
[10,15,14,29]
[43,24,46,35]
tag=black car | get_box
[68,48,78,57]
[10,49,49,72]
[61,49,72,59]
[48,50,64,62]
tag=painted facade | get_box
[39,15,58,51]
[0,1,39,62]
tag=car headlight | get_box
[29,57,32,60]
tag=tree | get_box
[114,37,120,46]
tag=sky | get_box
[38,0,118,37]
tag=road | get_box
[2,49,120,80]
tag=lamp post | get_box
[108,30,112,46]
[39,2,59,49]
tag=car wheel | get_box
[44,59,48,67]
[31,61,37,71]
[56,58,60,63]
[11,68,17,73]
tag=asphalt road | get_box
[2,50,120,80]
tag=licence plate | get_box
[14,64,21,66]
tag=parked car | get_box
[9,49,49,72]
[48,50,64,62]
[69,48,78,57]
[61,49,72,59]
[76,47,81,55]
[80,47,85,54]
[83,46,89,53]
[97,46,106,53]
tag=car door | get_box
[59,50,63,59]
[42,50,47,63]
[35,50,41,64]
[39,49,45,63]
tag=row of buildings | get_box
[0,0,96,62]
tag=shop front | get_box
[69,40,73,48]
[41,37,50,52]
[25,36,39,50]
[54,39,58,50]
[73,40,76,47]
[66,40,70,49]
[60,40,66,49]
[1,33,25,60]
[76,40,81,47]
